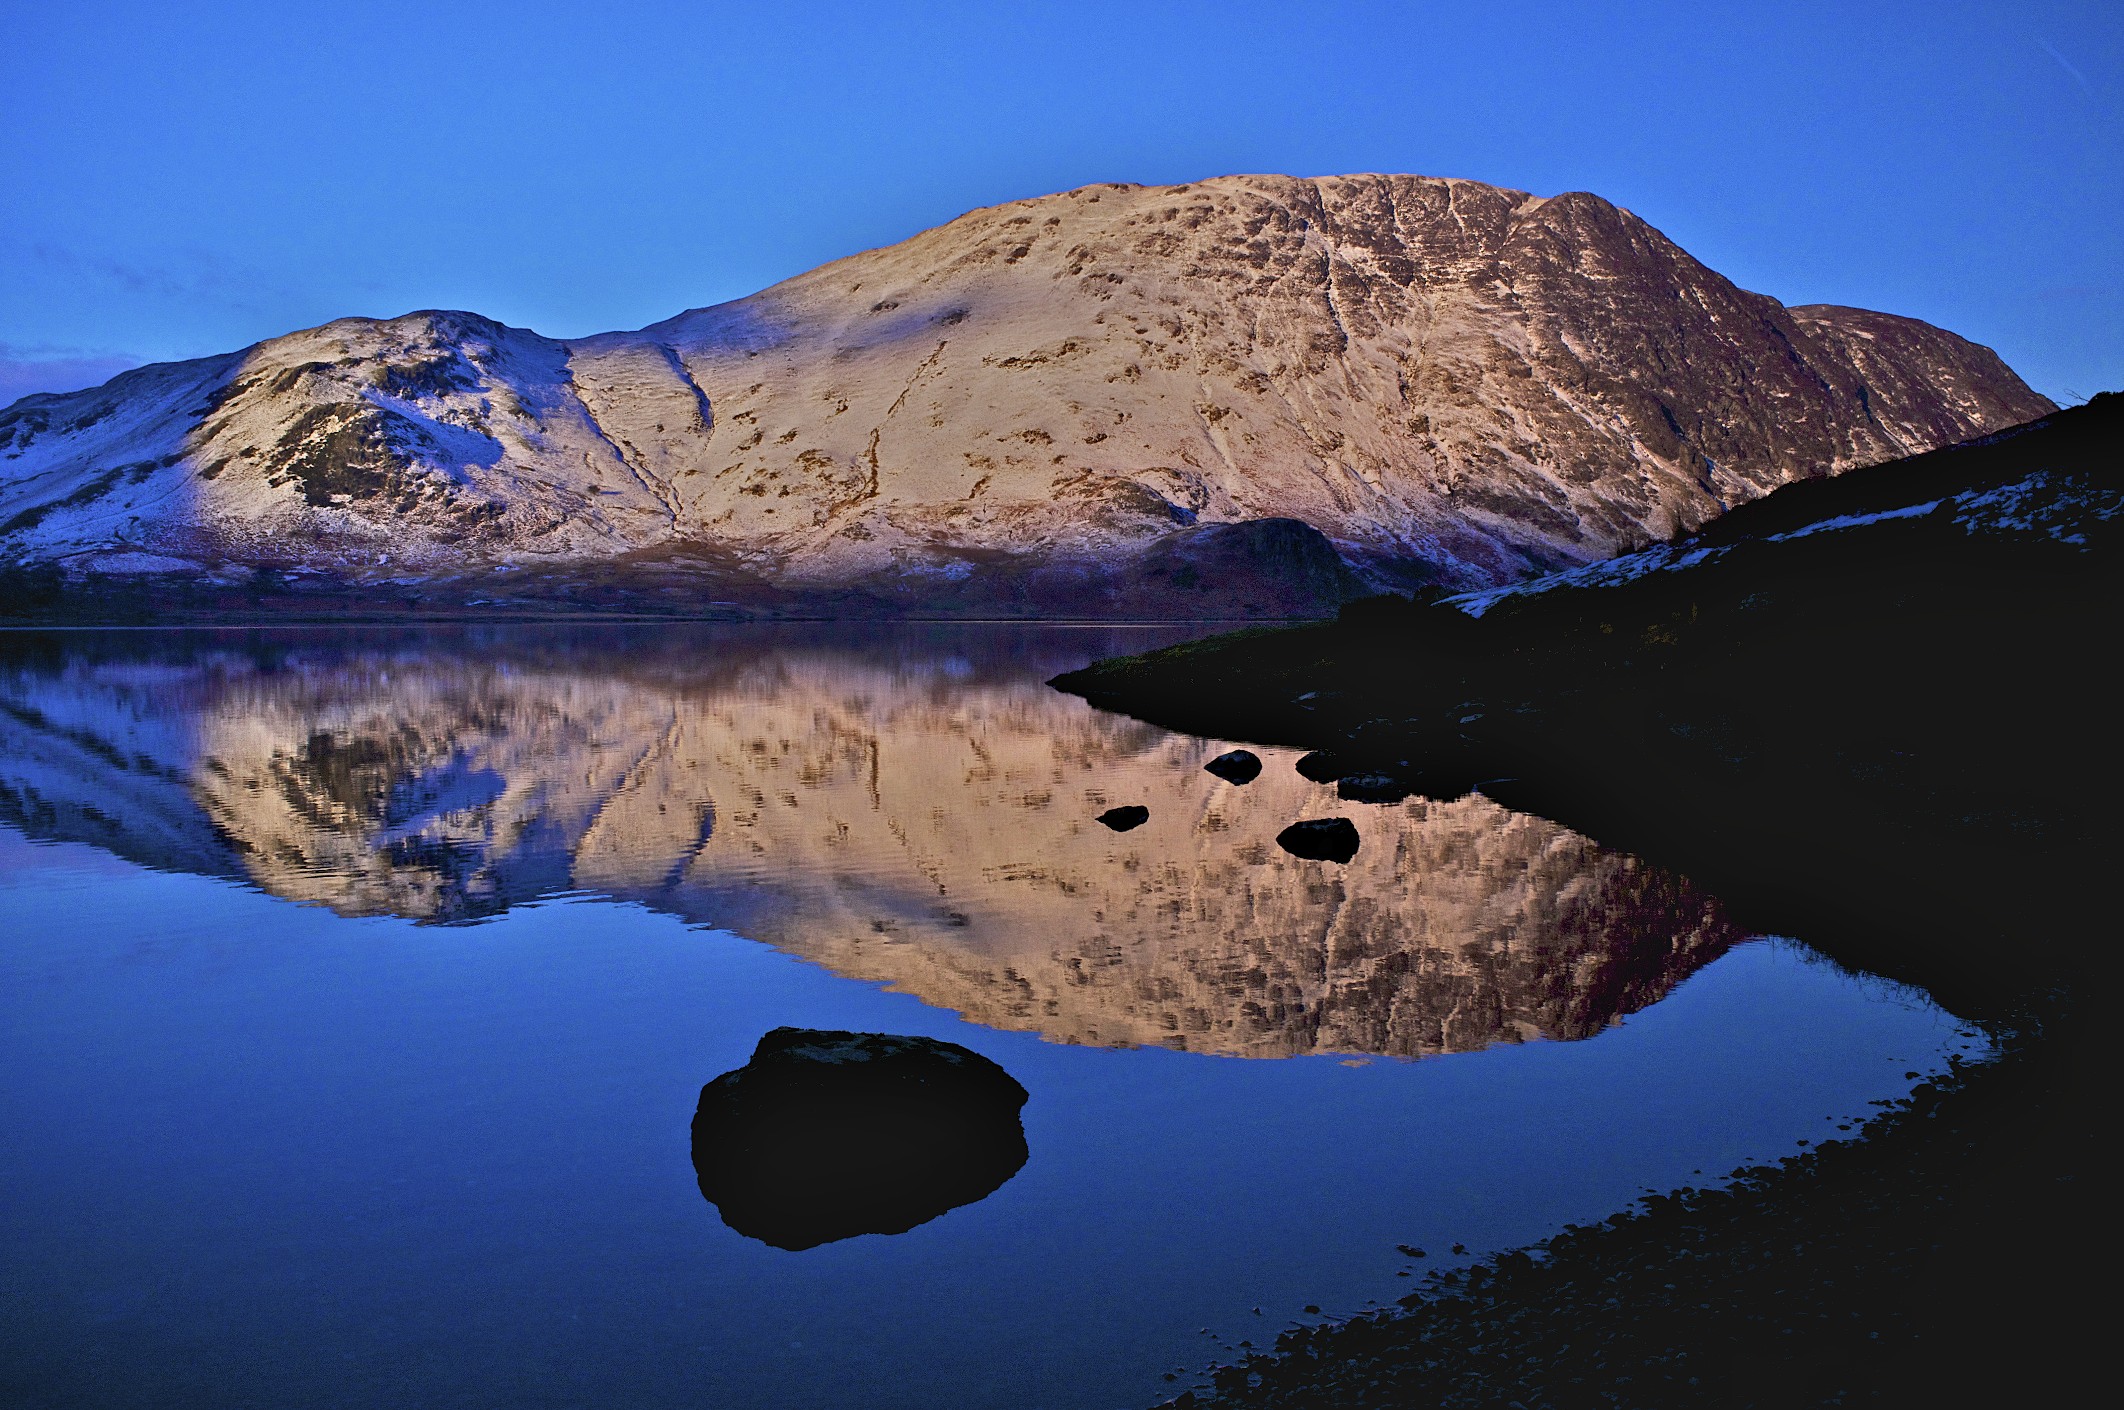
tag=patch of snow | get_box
[1953,471,2123,541]
[361,389,505,476]
[60,550,204,575]
[1451,467,2119,617]
[903,560,976,582]
[1444,541,1710,616]
[1764,500,1941,541]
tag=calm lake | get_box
[0,625,1976,1410]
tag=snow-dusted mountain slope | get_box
[0,174,2053,612]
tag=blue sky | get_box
[3,0,2118,403]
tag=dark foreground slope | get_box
[1056,395,2120,1408]
[1058,394,2121,1016]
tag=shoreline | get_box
[1161,1022,2095,1408]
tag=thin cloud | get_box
[0,349,146,408]
[0,339,142,361]
[24,241,292,318]
[29,243,192,297]
[2036,37,2095,97]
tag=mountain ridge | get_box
[0,173,2053,616]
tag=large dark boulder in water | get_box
[691,1027,1029,1251]
[1096,805,1150,831]
[1205,749,1263,784]
[1276,817,1361,863]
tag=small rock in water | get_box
[1275,817,1360,863]
[1294,750,1346,783]
[1336,773,1412,804]
[1204,749,1262,784]
[1096,805,1150,831]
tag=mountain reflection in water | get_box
[0,627,1742,1059]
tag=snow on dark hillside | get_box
[1449,397,2118,616]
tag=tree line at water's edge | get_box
[1054,395,2120,1408]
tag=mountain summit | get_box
[0,174,2051,615]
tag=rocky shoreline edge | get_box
[1159,1023,2092,1408]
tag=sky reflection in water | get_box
[0,626,1976,1410]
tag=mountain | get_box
[0,175,2052,617]
[0,627,1739,1060]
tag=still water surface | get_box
[0,626,1974,1409]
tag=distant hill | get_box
[0,174,2051,618]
